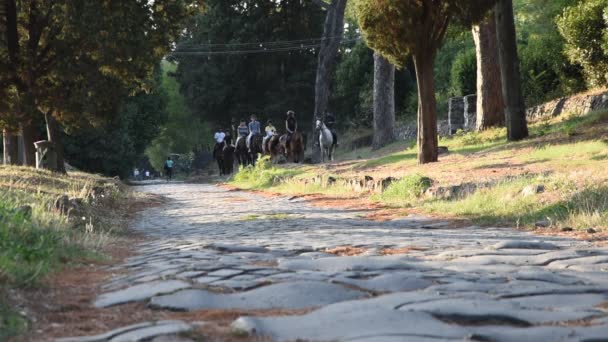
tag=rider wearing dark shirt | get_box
[285,110,297,148]
[325,112,337,146]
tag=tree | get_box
[372,53,395,149]
[313,0,348,120]
[173,0,324,128]
[312,0,348,163]
[0,0,202,171]
[356,0,497,164]
[472,9,505,130]
[495,0,528,140]
[557,0,608,88]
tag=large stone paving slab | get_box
[149,281,368,311]
[67,183,608,341]
[56,320,193,342]
[95,280,191,308]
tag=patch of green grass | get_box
[358,149,418,168]
[374,174,432,207]
[241,214,261,221]
[0,303,28,340]
[525,140,608,162]
[531,109,608,137]
[0,165,132,339]
[422,175,546,226]
[272,179,353,197]
[231,156,304,190]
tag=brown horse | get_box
[221,144,235,175]
[249,133,264,166]
[267,134,284,163]
[287,130,305,163]
[235,137,250,167]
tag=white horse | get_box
[316,119,334,162]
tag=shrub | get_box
[376,174,433,207]
[557,0,608,87]
[450,49,477,97]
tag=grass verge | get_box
[0,165,134,338]
[230,109,608,231]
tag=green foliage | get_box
[0,0,202,131]
[355,0,496,67]
[64,69,169,178]
[375,174,432,206]
[173,0,325,129]
[557,0,608,87]
[146,62,210,172]
[232,156,302,189]
[0,201,72,285]
[450,49,477,97]
[0,303,28,341]
[333,40,374,127]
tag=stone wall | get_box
[463,94,477,131]
[448,97,465,134]
[445,90,608,135]
[526,90,608,122]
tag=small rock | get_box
[561,227,574,232]
[535,220,550,228]
[587,228,597,234]
[522,184,545,197]
[15,205,32,218]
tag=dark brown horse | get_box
[235,137,250,167]
[287,130,305,163]
[221,144,235,175]
[249,133,264,166]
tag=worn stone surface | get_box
[95,280,191,308]
[57,321,192,342]
[150,281,367,311]
[62,183,608,341]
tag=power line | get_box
[177,34,355,49]
[170,36,361,56]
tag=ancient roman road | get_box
[60,183,608,342]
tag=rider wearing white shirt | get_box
[214,131,226,144]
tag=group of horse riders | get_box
[213,110,337,174]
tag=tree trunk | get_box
[473,9,505,130]
[495,0,528,141]
[45,111,66,173]
[413,53,439,164]
[312,0,347,162]
[3,129,19,165]
[20,121,36,166]
[372,53,395,150]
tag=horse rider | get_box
[263,119,277,153]
[213,127,226,158]
[235,119,249,148]
[224,127,233,146]
[247,114,261,152]
[325,111,338,146]
[285,110,297,149]
[230,118,237,140]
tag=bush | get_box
[557,0,608,87]
[450,49,477,97]
[232,156,300,189]
[0,199,79,285]
[376,174,432,207]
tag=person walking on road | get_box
[164,157,174,181]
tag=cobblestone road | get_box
[60,183,608,342]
